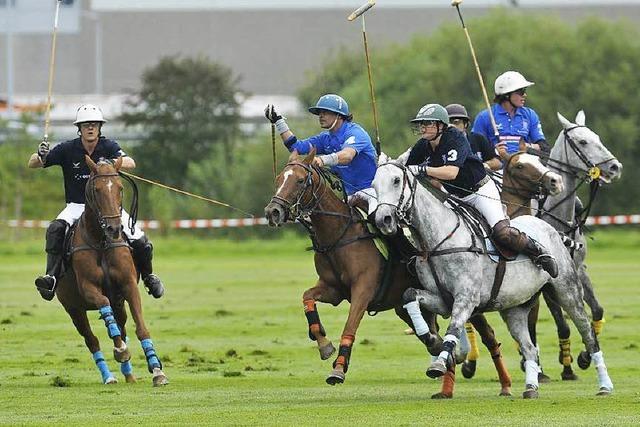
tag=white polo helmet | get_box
[494,71,535,96]
[73,104,107,125]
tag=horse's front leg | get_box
[112,296,136,383]
[115,254,168,387]
[325,278,377,386]
[427,294,477,379]
[302,281,343,361]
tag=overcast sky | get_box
[92,0,640,11]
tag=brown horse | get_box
[54,156,168,386]
[264,149,512,398]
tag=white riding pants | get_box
[348,187,378,215]
[460,180,507,227]
[56,202,144,240]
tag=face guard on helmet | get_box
[410,103,450,138]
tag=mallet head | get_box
[348,1,376,21]
[451,0,463,6]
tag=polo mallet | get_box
[271,123,277,187]
[348,1,381,155]
[43,0,63,144]
[451,0,503,154]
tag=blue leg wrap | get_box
[141,338,162,373]
[99,306,121,339]
[120,360,133,376]
[92,351,114,383]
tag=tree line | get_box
[1,9,638,237]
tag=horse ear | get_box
[575,110,586,126]
[378,151,390,164]
[303,146,317,164]
[85,155,97,173]
[519,138,527,152]
[114,157,123,171]
[288,150,299,162]
[396,148,412,165]
[557,112,572,129]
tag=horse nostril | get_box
[610,163,619,171]
[383,215,392,226]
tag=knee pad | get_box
[45,219,68,253]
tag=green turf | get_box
[1,229,639,425]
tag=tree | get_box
[298,9,640,215]
[120,56,244,188]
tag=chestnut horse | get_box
[264,149,512,398]
[54,156,168,386]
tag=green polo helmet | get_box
[410,103,449,124]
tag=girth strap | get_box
[479,258,507,312]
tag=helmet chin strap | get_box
[328,115,340,131]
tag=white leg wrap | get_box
[524,359,540,389]
[403,300,430,336]
[438,334,459,361]
[591,351,613,391]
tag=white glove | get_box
[408,164,427,176]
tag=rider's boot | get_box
[35,219,67,301]
[130,235,165,298]
[491,219,559,278]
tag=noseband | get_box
[560,125,616,180]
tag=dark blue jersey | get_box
[468,131,499,163]
[43,137,126,204]
[406,127,486,197]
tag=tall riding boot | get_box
[492,219,559,278]
[35,219,68,301]
[522,238,559,278]
[130,235,165,298]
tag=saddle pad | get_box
[355,207,388,261]
[486,215,542,263]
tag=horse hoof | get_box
[431,392,452,399]
[104,376,117,385]
[326,370,345,386]
[426,359,446,379]
[152,368,169,387]
[318,342,336,360]
[596,387,612,396]
[561,371,578,381]
[522,389,539,399]
[113,344,131,363]
[499,389,512,397]
[577,351,591,370]
[461,360,476,379]
[125,374,137,383]
[538,372,551,383]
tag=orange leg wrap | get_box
[440,367,455,397]
[490,345,512,388]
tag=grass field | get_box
[1,228,639,425]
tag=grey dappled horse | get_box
[373,159,613,398]
[535,111,622,378]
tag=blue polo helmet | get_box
[308,94,350,116]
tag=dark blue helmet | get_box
[308,94,350,116]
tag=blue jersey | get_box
[44,137,126,204]
[472,104,545,154]
[285,121,377,196]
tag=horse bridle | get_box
[501,152,553,200]
[268,161,328,222]
[84,171,124,245]
[376,161,419,227]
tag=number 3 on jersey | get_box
[447,149,458,162]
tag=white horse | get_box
[372,159,613,398]
[535,111,622,379]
